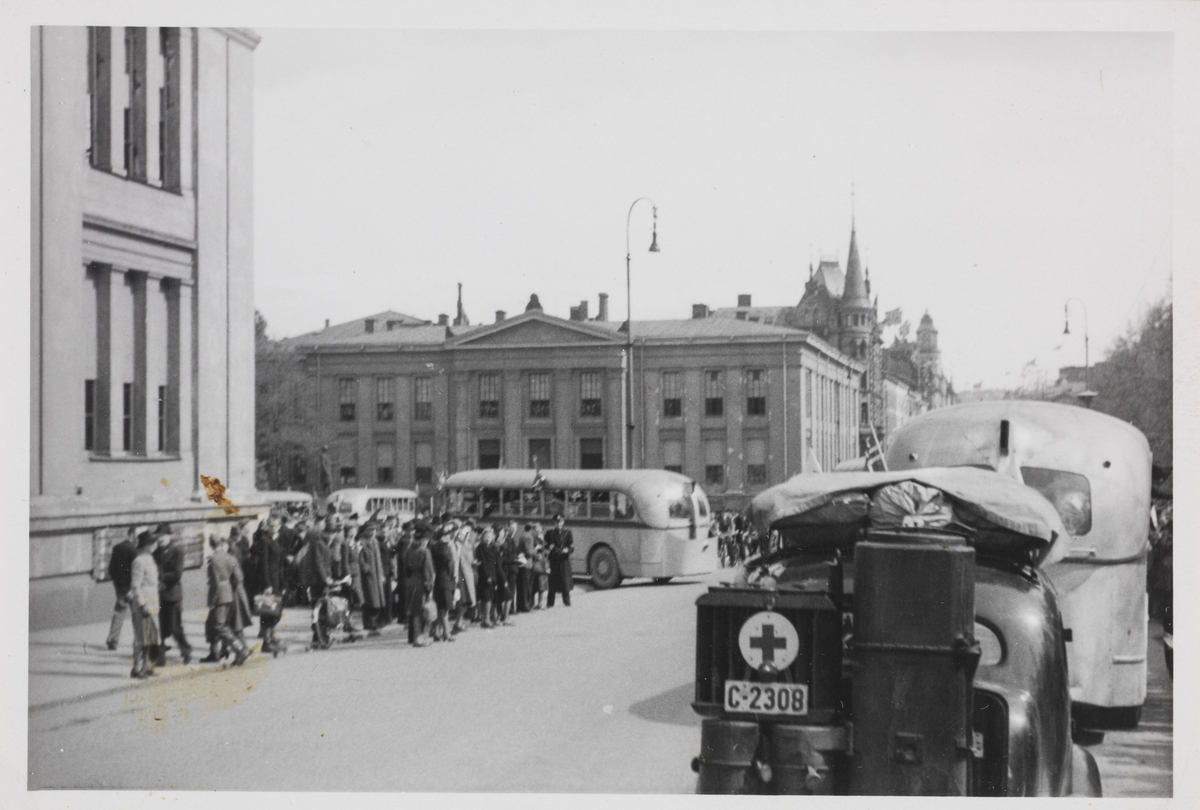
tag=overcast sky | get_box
[252,30,1172,390]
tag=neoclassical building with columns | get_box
[30,27,263,628]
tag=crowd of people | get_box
[104,507,579,677]
[713,510,770,568]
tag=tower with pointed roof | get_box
[836,225,875,360]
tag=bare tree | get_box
[1092,296,1172,467]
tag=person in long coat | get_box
[129,531,163,678]
[451,521,478,633]
[429,525,457,642]
[404,523,435,646]
[476,526,505,628]
[500,521,522,619]
[378,517,397,626]
[254,517,286,651]
[545,513,575,607]
[201,535,250,666]
[357,523,386,635]
[105,530,138,650]
[299,519,334,644]
[153,524,193,664]
[393,521,413,623]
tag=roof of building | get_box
[289,322,449,349]
[591,318,804,340]
[813,260,845,298]
[841,228,870,308]
[286,310,429,344]
[709,306,793,325]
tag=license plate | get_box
[724,680,808,716]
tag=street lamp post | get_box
[624,198,659,469]
[1063,297,1095,407]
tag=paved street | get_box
[28,572,1172,795]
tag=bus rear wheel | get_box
[589,546,622,590]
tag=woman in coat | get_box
[429,524,458,642]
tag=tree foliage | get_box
[1092,297,1172,466]
[255,311,325,491]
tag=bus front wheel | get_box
[589,546,623,590]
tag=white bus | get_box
[439,469,717,589]
[323,488,419,525]
[886,401,1153,729]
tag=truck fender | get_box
[1069,744,1102,797]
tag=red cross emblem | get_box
[738,611,800,672]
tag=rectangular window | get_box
[158,28,180,190]
[124,27,147,181]
[339,378,357,421]
[87,27,112,171]
[662,439,683,474]
[376,442,395,485]
[580,371,603,417]
[746,438,768,485]
[376,377,394,421]
[705,438,725,485]
[529,372,551,418]
[478,438,502,469]
[662,371,682,417]
[529,438,552,469]
[746,369,766,416]
[704,370,724,417]
[157,385,165,452]
[339,465,357,486]
[479,373,500,419]
[414,377,432,421]
[580,438,604,469]
[85,379,96,451]
[414,441,433,484]
[122,382,133,452]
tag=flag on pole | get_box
[806,445,823,473]
[882,307,903,327]
[898,322,910,340]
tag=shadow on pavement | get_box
[629,682,700,727]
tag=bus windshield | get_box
[1020,466,1092,535]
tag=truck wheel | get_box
[589,546,622,590]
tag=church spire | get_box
[842,224,870,308]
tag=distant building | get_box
[30,27,261,629]
[714,224,953,455]
[285,295,863,510]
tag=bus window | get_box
[547,490,567,517]
[502,489,522,516]
[591,490,612,519]
[523,490,544,517]
[481,488,501,518]
[613,492,635,521]
[451,488,480,517]
[567,490,588,519]
[667,487,693,520]
[694,489,710,518]
[1020,467,1093,535]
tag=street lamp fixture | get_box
[624,198,659,469]
[1063,298,1096,407]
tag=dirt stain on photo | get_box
[200,474,240,515]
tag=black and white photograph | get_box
[6,0,1197,804]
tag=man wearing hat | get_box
[152,523,193,664]
[404,521,435,646]
[545,513,575,608]
[128,530,164,678]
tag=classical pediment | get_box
[449,313,622,347]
